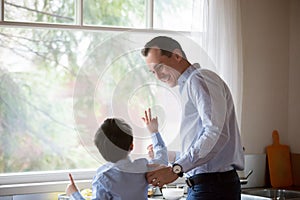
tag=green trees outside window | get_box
[1,0,186,174]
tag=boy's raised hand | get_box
[66,173,79,196]
[142,108,158,134]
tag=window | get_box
[4,0,76,24]
[0,27,186,172]
[153,0,194,31]
[83,0,146,27]
[2,0,196,30]
[0,1,203,194]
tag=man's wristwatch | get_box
[172,163,184,177]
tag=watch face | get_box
[173,165,182,174]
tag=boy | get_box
[66,108,168,200]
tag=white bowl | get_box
[161,188,184,200]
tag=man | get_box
[141,36,244,200]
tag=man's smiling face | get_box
[145,48,181,88]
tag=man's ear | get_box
[129,143,134,151]
[172,49,183,62]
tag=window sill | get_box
[0,179,92,196]
[0,170,95,196]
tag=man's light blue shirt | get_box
[176,63,244,177]
[71,132,167,200]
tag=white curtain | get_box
[191,0,244,126]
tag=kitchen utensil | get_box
[239,170,253,185]
[266,130,293,187]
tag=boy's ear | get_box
[172,48,183,62]
[129,143,134,151]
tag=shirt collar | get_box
[112,156,149,173]
[113,156,131,168]
[178,63,201,87]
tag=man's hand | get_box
[146,166,179,187]
[66,173,79,196]
[142,108,158,133]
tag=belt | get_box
[185,170,237,187]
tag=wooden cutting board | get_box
[266,130,293,188]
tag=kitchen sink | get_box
[242,188,300,200]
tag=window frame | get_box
[0,170,94,196]
[0,0,190,32]
[0,0,194,196]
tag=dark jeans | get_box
[186,170,241,200]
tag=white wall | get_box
[288,0,300,153]
[240,0,290,153]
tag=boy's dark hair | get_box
[94,118,133,163]
[141,36,187,59]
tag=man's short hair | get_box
[94,118,133,163]
[141,36,187,59]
